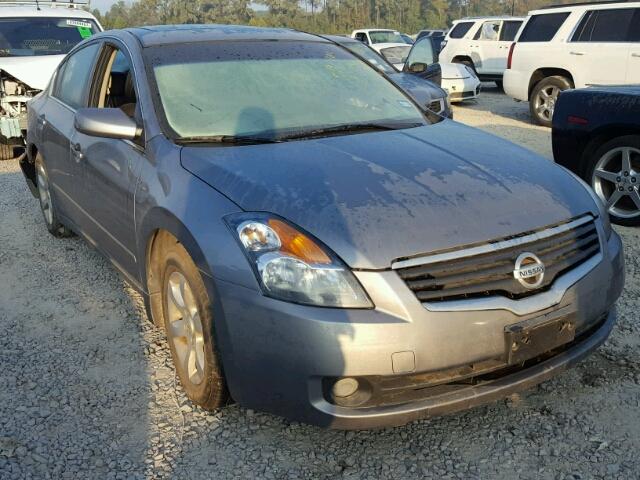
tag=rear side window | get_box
[519,13,570,42]
[572,8,636,42]
[449,22,474,39]
[631,9,640,41]
[54,43,100,110]
[500,21,523,41]
[474,21,500,41]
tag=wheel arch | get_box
[528,68,575,100]
[140,207,213,328]
[580,127,640,178]
[20,143,39,198]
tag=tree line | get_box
[91,0,594,34]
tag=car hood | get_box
[441,62,471,80]
[0,55,64,90]
[181,121,596,270]
[388,72,445,106]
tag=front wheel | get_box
[529,76,572,127]
[35,154,74,237]
[587,135,640,226]
[161,240,230,410]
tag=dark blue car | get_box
[20,25,624,429]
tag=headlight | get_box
[464,65,478,79]
[568,171,613,239]
[226,213,373,309]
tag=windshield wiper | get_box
[277,122,422,141]
[176,135,283,146]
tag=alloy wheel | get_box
[592,146,640,219]
[36,163,54,226]
[166,271,206,385]
[533,85,560,122]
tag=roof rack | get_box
[540,0,635,10]
[0,1,88,8]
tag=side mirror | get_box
[75,108,142,141]
[407,62,428,74]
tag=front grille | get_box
[395,216,600,303]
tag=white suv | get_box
[0,1,102,158]
[504,2,640,127]
[439,16,524,88]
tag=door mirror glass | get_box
[75,108,141,140]
[407,62,428,74]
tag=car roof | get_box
[530,0,640,14]
[126,24,324,48]
[453,16,524,22]
[0,5,98,19]
[322,34,358,44]
[352,28,400,33]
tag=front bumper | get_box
[210,230,624,429]
[443,76,481,102]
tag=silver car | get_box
[21,25,625,429]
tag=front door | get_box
[404,37,442,85]
[626,8,640,83]
[72,45,145,278]
[569,8,635,86]
[471,20,502,74]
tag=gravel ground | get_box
[1,85,639,480]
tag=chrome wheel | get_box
[166,271,206,385]
[36,162,53,226]
[592,146,640,219]
[533,85,560,122]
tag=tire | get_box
[35,154,74,237]
[0,144,15,160]
[529,76,573,127]
[586,135,640,227]
[160,240,230,410]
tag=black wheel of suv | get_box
[35,154,74,237]
[586,135,640,227]
[530,76,572,127]
[161,240,230,410]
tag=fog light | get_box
[332,378,359,398]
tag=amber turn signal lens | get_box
[268,219,332,264]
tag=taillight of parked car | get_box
[507,43,516,69]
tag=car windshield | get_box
[146,40,427,141]
[380,45,411,65]
[342,41,396,75]
[0,17,99,56]
[369,30,405,44]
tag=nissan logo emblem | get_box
[514,252,545,290]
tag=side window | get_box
[406,38,435,66]
[630,9,640,42]
[54,43,100,109]
[474,21,501,41]
[500,21,523,41]
[98,48,138,119]
[519,13,570,42]
[572,8,635,43]
[355,33,368,44]
[449,22,474,39]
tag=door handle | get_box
[71,143,84,161]
[37,115,46,126]
[570,51,585,56]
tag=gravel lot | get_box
[1,84,639,480]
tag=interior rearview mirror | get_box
[407,62,428,74]
[75,108,142,141]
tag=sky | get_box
[90,0,127,13]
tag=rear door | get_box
[627,8,640,83]
[471,20,502,74]
[40,43,101,219]
[569,7,634,86]
[496,20,523,71]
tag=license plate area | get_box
[505,314,576,365]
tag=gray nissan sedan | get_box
[21,25,624,429]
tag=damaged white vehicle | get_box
[0,1,102,159]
